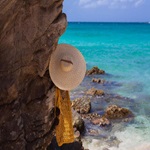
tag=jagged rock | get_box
[72,110,85,134]
[91,117,111,127]
[81,113,101,120]
[104,105,134,120]
[92,78,105,84]
[86,66,105,75]
[0,0,67,149]
[72,97,91,114]
[86,88,105,96]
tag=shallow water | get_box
[59,22,150,150]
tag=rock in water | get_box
[91,117,111,127]
[72,110,85,134]
[72,97,91,114]
[104,105,134,120]
[86,88,105,96]
[92,78,105,84]
[0,0,67,149]
[86,66,105,75]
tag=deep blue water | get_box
[59,22,150,150]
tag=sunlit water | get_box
[59,22,150,150]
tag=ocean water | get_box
[59,22,150,150]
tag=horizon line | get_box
[67,21,149,23]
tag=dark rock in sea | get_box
[86,66,105,76]
[72,110,85,134]
[104,105,134,120]
[86,88,105,96]
[72,97,91,114]
[92,78,106,84]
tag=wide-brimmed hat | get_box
[49,44,86,90]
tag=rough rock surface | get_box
[104,105,134,120]
[72,97,91,114]
[92,78,105,84]
[86,88,105,96]
[72,110,85,134]
[81,113,101,121]
[91,117,111,127]
[86,66,105,75]
[0,0,67,149]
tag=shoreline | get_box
[70,67,150,150]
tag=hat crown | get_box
[60,56,73,72]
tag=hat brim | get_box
[49,44,86,91]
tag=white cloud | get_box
[79,0,145,8]
[134,0,144,7]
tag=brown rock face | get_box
[86,88,105,96]
[0,0,67,149]
[72,97,91,114]
[72,110,85,134]
[104,105,134,120]
[91,117,111,127]
[92,78,105,84]
[86,66,105,75]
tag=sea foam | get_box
[82,116,150,150]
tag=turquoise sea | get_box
[59,22,150,150]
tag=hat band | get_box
[60,59,73,65]
[60,59,73,72]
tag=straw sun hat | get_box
[49,44,86,91]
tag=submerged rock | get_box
[72,97,91,114]
[86,88,105,96]
[86,66,105,75]
[92,78,106,84]
[91,117,111,127]
[104,105,134,120]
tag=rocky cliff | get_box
[0,0,67,149]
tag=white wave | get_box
[82,116,150,150]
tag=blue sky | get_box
[63,0,150,22]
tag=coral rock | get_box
[86,88,105,96]
[91,117,111,127]
[81,113,101,120]
[92,78,105,84]
[72,97,91,114]
[86,66,105,75]
[104,105,134,119]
